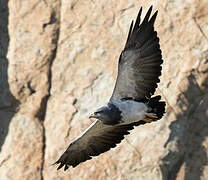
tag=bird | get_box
[55,6,166,171]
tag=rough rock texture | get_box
[0,0,208,179]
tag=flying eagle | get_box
[55,6,165,170]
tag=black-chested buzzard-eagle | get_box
[55,6,166,171]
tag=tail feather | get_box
[147,95,165,120]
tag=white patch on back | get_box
[113,100,148,124]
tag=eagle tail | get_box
[146,95,166,121]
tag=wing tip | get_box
[139,6,143,13]
[56,162,65,170]
[54,160,71,171]
[144,5,153,21]
[53,158,64,170]
[125,20,134,45]
[53,153,70,171]
[124,5,158,50]
[149,10,158,25]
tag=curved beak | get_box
[89,113,96,119]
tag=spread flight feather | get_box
[55,6,165,170]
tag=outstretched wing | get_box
[55,120,145,170]
[110,6,163,101]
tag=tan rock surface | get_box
[0,0,208,179]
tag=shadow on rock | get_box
[160,58,208,180]
[0,0,20,152]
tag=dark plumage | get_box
[111,6,162,101]
[55,6,166,171]
[147,95,166,119]
[56,121,136,170]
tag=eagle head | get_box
[89,103,121,125]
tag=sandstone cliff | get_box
[0,0,208,179]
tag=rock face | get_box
[0,0,208,179]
